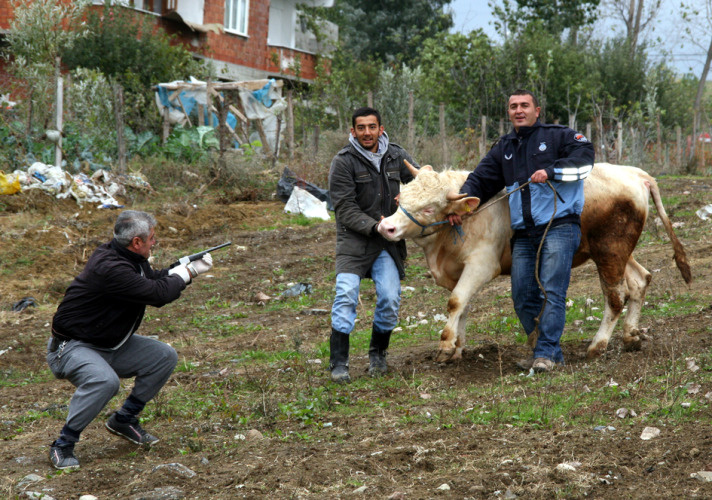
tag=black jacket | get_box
[52,239,186,348]
[328,141,418,279]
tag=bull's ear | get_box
[450,196,480,214]
[421,165,433,171]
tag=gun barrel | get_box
[188,241,232,262]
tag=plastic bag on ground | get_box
[284,186,330,221]
[277,167,333,210]
[0,171,21,195]
[697,204,712,220]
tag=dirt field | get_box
[1,176,711,499]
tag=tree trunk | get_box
[692,37,712,160]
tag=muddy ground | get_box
[1,176,711,499]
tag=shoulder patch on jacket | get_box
[574,133,589,143]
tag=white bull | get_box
[380,162,691,362]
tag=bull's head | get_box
[378,160,481,241]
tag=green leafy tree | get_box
[418,30,503,128]
[491,0,599,43]
[595,36,648,116]
[515,0,600,41]
[62,2,205,131]
[4,0,90,131]
[327,0,454,64]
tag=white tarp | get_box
[284,186,330,220]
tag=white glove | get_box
[188,253,213,276]
[168,265,192,284]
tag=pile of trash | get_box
[0,162,152,208]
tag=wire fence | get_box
[3,75,711,181]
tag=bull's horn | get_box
[446,190,468,201]
[404,159,419,178]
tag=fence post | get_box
[616,121,623,164]
[676,125,682,172]
[287,89,294,159]
[206,78,212,125]
[112,83,126,174]
[480,115,487,158]
[439,102,447,166]
[162,107,170,145]
[367,91,373,108]
[54,58,63,168]
[499,118,504,137]
[408,90,414,153]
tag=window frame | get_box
[224,0,249,36]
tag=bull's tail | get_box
[648,178,692,284]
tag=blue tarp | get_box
[156,85,238,132]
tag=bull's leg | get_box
[436,256,500,362]
[586,277,626,358]
[453,302,471,360]
[620,257,652,351]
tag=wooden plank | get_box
[210,104,246,144]
[176,95,193,127]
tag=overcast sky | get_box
[447,0,708,77]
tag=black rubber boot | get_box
[329,329,351,384]
[368,327,392,377]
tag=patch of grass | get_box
[0,368,54,388]
[643,292,703,318]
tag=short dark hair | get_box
[352,107,381,128]
[114,210,156,247]
[510,89,539,108]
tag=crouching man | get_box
[47,210,213,469]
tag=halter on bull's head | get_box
[380,161,481,241]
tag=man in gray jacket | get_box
[327,107,418,383]
[47,210,213,469]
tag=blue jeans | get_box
[331,250,401,334]
[511,223,581,363]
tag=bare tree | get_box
[605,0,662,54]
[680,1,712,159]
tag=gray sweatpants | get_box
[46,335,178,434]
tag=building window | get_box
[224,0,249,35]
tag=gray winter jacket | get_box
[328,141,418,279]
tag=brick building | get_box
[0,0,337,88]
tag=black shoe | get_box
[329,329,351,384]
[49,440,80,470]
[105,413,159,447]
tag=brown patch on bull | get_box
[584,197,645,288]
[446,296,461,314]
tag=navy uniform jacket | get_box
[460,121,594,236]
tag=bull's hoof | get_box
[622,336,643,352]
[435,348,456,363]
[586,342,608,359]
